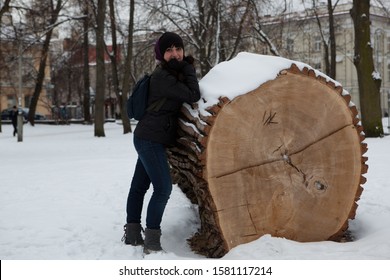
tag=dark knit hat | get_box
[155,32,184,61]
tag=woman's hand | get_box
[167,59,188,71]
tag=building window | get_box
[374,30,383,54]
[377,62,382,76]
[7,95,15,108]
[314,36,322,52]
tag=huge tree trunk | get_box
[168,63,368,258]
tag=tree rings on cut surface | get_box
[167,64,367,258]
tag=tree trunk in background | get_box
[83,4,91,123]
[107,0,120,111]
[94,0,106,137]
[328,0,336,79]
[120,0,135,133]
[168,64,367,258]
[312,0,337,79]
[108,0,131,134]
[350,0,383,137]
[28,0,62,126]
[0,0,10,132]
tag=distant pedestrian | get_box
[10,106,18,137]
[60,105,68,121]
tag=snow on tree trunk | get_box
[167,53,368,258]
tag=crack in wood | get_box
[213,123,354,179]
[272,143,284,154]
[283,153,307,185]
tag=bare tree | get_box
[375,0,390,17]
[119,0,135,134]
[308,0,338,79]
[82,1,91,123]
[94,0,106,137]
[140,0,219,76]
[27,0,64,125]
[107,0,132,134]
[327,0,337,79]
[0,0,12,132]
[250,0,281,56]
[141,0,258,77]
[350,0,383,137]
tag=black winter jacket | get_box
[134,61,201,146]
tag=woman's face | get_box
[163,45,184,62]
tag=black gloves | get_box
[167,59,188,71]
[167,55,195,72]
[165,56,196,82]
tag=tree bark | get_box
[107,0,121,115]
[328,0,336,79]
[350,0,383,137]
[168,64,367,258]
[83,3,91,123]
[120,0,135,134]
[94,0,106,137]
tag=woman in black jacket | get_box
[123,32,201,254]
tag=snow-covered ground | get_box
[1,53,389,279]
[0,118,389,261]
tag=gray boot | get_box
[121,223,144,246]
[143,228,163,254]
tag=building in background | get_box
[49,36,123,120]
[2,2,389,120]
[259,2,390,116]
[0,16,52,118]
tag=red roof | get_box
[88,45,122,64]
[68,45,122,66]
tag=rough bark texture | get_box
[350,0,383,137]
[94,0,106,137]
[167,64,368,258]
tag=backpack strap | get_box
[146,97,167,113]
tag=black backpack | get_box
[126,74,166,120]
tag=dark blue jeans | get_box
[126,135,172,229]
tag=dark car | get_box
[1,107,46,121]
[1,108,24,120]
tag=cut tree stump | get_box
[167,63,368,258]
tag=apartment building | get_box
[0,17,52,118]
[260,3,390,116]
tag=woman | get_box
[122,32,201,254]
